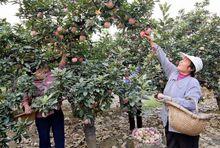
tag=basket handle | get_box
[162,95,198,113]
[186,97,198,113]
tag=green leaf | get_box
[83,91,88,96]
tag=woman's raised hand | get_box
[140,27,154,48]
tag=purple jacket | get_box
[154,44,202,133]
[22,71,62,118]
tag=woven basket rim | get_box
[165,101,212,120]
[14,111,36,120]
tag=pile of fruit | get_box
[132,127,161,145]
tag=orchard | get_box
[0,0,219,147]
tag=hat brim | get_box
[179,52,194,63]
[179,52,202,73]
[179,52,189,59]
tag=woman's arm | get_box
[22,94,32,114]
[145,35,177,79]
[171,85,201,111]
[157,80,202,111]
[154,45,177,78]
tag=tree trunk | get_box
[214,92,220,110]
[83,118,96,148]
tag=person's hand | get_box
[145,34,155,47]
[154,93,165,102]
[145,34,153,42]
[140,28,152,39]
[142,32,154,49]
[140,31,147,38]
[140,26,155,48]
[155,93,172,102]
[24,104,32,114]
[144,27,152,35]
[157,93,165,99]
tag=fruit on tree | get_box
[57,26,63,32]
[78,57,84,62]
[79,35,86,41]
[128,18,136,25]
[71,26,77,33]
[104,22,111,28]
[37,12,43,18]
[54,31,59,36]
[30,30,38,37]
[104,1,114,9]
[71,57,78,63]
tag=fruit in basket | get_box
[132,127,161,145]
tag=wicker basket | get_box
[166,100,212,136]
[14,111,36,121]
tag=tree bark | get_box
[83,118,96,148]
[214,92,220,110]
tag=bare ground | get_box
[10,87,220,148]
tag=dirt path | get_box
[13,87,220,148]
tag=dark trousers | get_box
[165,123,199,148]
[128,108,142,131]
[119,97,143,131]
[35,109,65,148]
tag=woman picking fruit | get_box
[22,53,67,148]
[141,26,203,148]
